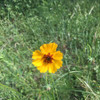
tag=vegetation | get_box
[0,0,100,100]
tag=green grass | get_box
[0,0,100,100]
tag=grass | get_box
[0,0,100,100]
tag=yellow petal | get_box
[40,43,58,54]
[53,60,63,69]
[32,50,43,59]
[48,63,57,73]
[32,59,43,66]
[40,44,49,54]
[53,51,63,60]
[37,66,41,70]
[37,63,48,73]
[48,43,58,52]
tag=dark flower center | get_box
[43,53,53,63]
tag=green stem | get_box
[46,72,48,84]
[51,74,59,100]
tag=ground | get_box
[0,0,100,100]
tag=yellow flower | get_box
[32,43,63,73]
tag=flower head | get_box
[32,43,63,73]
